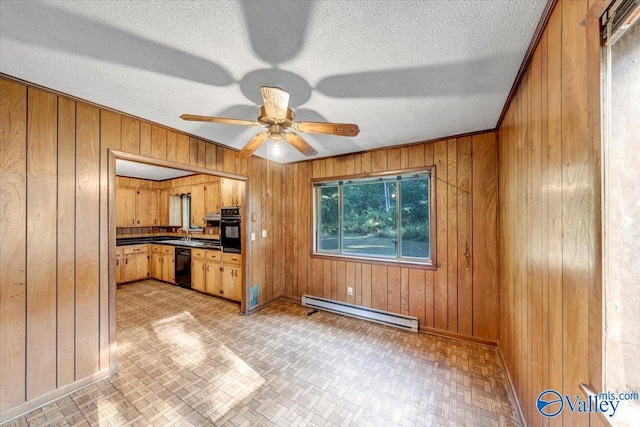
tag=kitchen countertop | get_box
[117,236,222,250]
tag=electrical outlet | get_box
[347,287,353,296]
[262,229,267,238]
[251,232,256,241]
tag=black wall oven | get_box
[221,207,241,254]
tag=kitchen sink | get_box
[161,239,220,249]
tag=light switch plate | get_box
[251,232,256,241]
[262,230,267,238]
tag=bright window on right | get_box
[314,170,432,264]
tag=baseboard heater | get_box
[301,294,419,332]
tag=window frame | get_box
[311,167,437,269]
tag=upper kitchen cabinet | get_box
[204,180,221,213]
[190,184,205,227]
[137,189,159,226]
[116,187,137,227]
[115,186,159,226]
[220,178,244,207]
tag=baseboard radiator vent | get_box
[301,294,419,332]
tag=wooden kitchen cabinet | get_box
[150,245,176,283]
[137,189,159,226]
[205,260,222,296]
[158,189,169,226]
[119,244,149,283]
[116,186,159,227]
[116,187,137,226]
[221,253,242,301]
[190,184,205,227]
[204,180,220,213]
[115,247,123,283]
[220,178,244,207]
[191,251,206,292]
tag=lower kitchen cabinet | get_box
[149,245,175,283]
[192,255,206,292]
[115,247,123,283]
[221,253,242,301]
[119,244,149,283]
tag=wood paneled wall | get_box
[282,133,499,341]
[0,76,285,420]
[496,1,602,425]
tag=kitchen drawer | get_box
[123,244,148,255]
[161,246,173,255]
[150,245,162,253]
[192,249,207,259]
[206,250,222,262]
[222,253,242,265]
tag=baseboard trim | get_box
[245,295,282,315]
[419,327,498,347]
[0,368,111,424]
[497,345,528,427]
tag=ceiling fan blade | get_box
[284,132,319,157]
[261,86,290,120]
[237,132,269,158]
[181,114,260,127]
[293,121,360,137]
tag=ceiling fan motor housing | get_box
[258,106,294,126]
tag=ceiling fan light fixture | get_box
[272,142,281,156]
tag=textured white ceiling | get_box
[0,1,547,164]
[116,159,195,181]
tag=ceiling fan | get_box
[181,86,360,158]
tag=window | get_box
[314,171,432,263]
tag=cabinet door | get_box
[161,255,175,283]
[158,189,169,226]
[190,184,205,227]
[220,179,233,207]
[137,189,159,226]
[116,187,137,226]
[149,252,162,279]
[115,253,122,283]
[205,261,222,295]
[133,253,149,281]
[222,265,242,301]
[204,181,221,213]
[122,255,136,282]
[192,258,206,292]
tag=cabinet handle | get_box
[202,264,205,271]
[137,220,140,224]
[116,259,119,266]
[154,219,157,225]
[206,265,209,272]
[125,258,128,265]
[132,219,135,225]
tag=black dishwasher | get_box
[175,248,192,289]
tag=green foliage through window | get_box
[315,172,431,261]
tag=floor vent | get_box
[301,294,419,332]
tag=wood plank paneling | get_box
[150,125,167,160]
[197,140,206,169]
[457,136,472,336]
[75,103,100,379]
[26,88,57,399]
[189,137,198,166]
[121,116,139,154]
[176,134,190,165]
[472,133,497,341]
[166,131,177,163]
[387,267,401,314]
[99,109,121,372]
[371,265,387,311]
[0,79,27,409]
[139,122,151,157]
[57,97,76,386]
[434,139,449,330]
[496,1,600,425]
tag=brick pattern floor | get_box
[4,280,521,426]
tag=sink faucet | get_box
[178,227,191,241]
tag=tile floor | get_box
[4,280,520,426]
